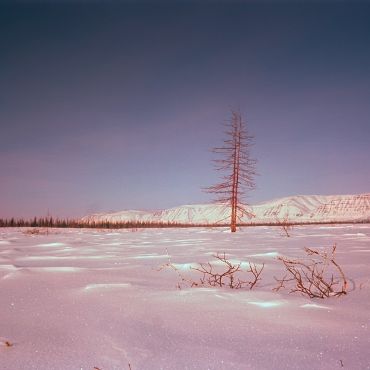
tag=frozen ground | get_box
[0,225,369,370]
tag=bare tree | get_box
[206,110,256,232]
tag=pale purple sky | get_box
[1,1,369,218]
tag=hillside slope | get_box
[82,193,370,224]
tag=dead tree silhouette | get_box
[206,110,256,232]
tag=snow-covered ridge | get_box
[82,193,370,224]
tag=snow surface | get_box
[1,225,370,369]
[82,193,370,224]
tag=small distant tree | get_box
[206,110,256,232]
[276,212,293,237]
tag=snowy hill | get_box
[82,193,370,224]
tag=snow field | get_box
[0,225,369,369]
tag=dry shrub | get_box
[191,252,264,289]
[23,228,41,235]
[159,251,264,290]
[22,227,60,236]
[274,244,347,298]
[22,228,51,235]
[275,213,293,237]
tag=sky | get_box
[0,0,369,218]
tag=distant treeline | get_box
[0,217,211,229]
[0,217,368,229]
